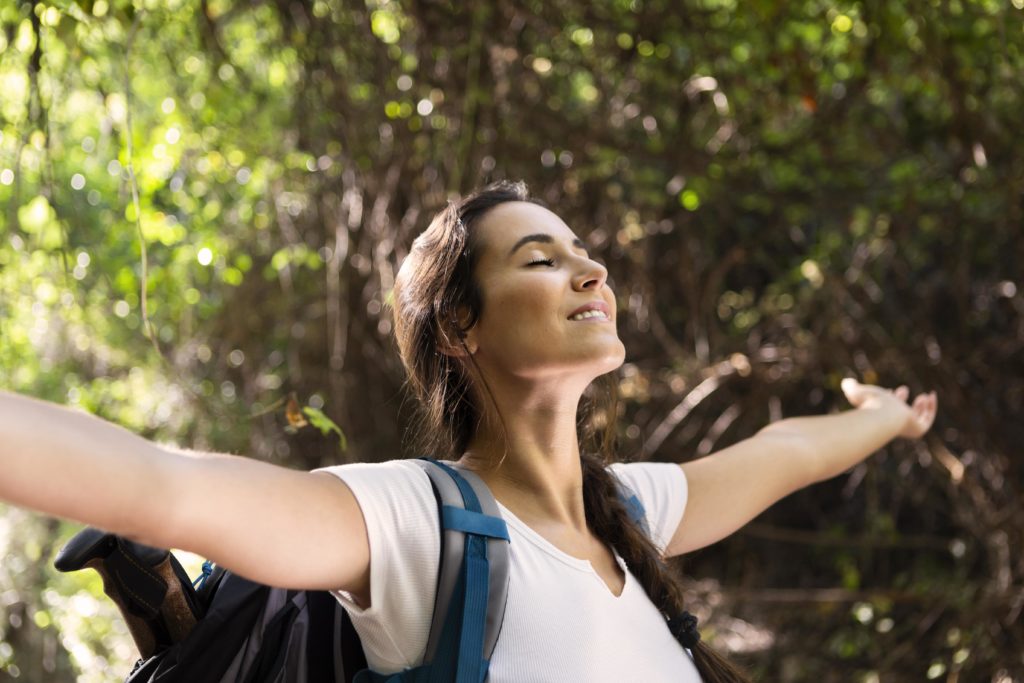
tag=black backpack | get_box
[55,458,647,682]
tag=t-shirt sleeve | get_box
[312,460,440,672]
[607,461,688,555]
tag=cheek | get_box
[477,279,565,345]
[486,278,561,320]
[515,287,553,311]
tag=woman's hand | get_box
[840,378,937,439]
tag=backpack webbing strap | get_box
[413,459,510,683]
[441,506,510,541]
[443,464,512,667]
[434,460,504,683]
[446,524,489,683]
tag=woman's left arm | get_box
[664,379,938,557]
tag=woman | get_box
[0,179,936,682]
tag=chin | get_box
[598,345,627,373]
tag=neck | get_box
[457,401,589,533]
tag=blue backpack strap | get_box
[413,458,510,683]
[441,463,511,663]
[615,481,650,538]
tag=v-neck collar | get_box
[495,499,630,599]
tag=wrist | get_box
[854,401,908,438]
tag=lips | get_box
[567,301,611,319]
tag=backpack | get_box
[55,458,648,682]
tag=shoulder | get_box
[313,459,440,542]
[608,460,687,497]
[607,460,688,554]
[315,458,432,490]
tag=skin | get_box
[0,199,937,608]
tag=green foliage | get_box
[1,0,1022,679]
[303,406,348,452]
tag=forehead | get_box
[474,201,581,260]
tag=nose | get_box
[572,256,609,291]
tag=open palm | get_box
[841,378,938,439]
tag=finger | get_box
[921,396,937,426]
[841,378,864,403]
[914,399,929,421]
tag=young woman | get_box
[0,179,937,682]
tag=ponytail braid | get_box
[580,453,752,683]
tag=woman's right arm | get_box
[0,390,370,594]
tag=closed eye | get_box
[526,258,555,267]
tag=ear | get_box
[437,308,478,357]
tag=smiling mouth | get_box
[568,311,611,322]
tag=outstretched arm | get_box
[664,379,937,557]
[0,390,370,593]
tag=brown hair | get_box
[390,179,751,682]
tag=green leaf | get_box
[302,406,348,451]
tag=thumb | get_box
[841,378,866,405]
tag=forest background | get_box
[0,0,1021,681]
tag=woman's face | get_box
[460,201,625,383]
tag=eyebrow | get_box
[508,233,588,258]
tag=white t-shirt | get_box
[316,459,701,682]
